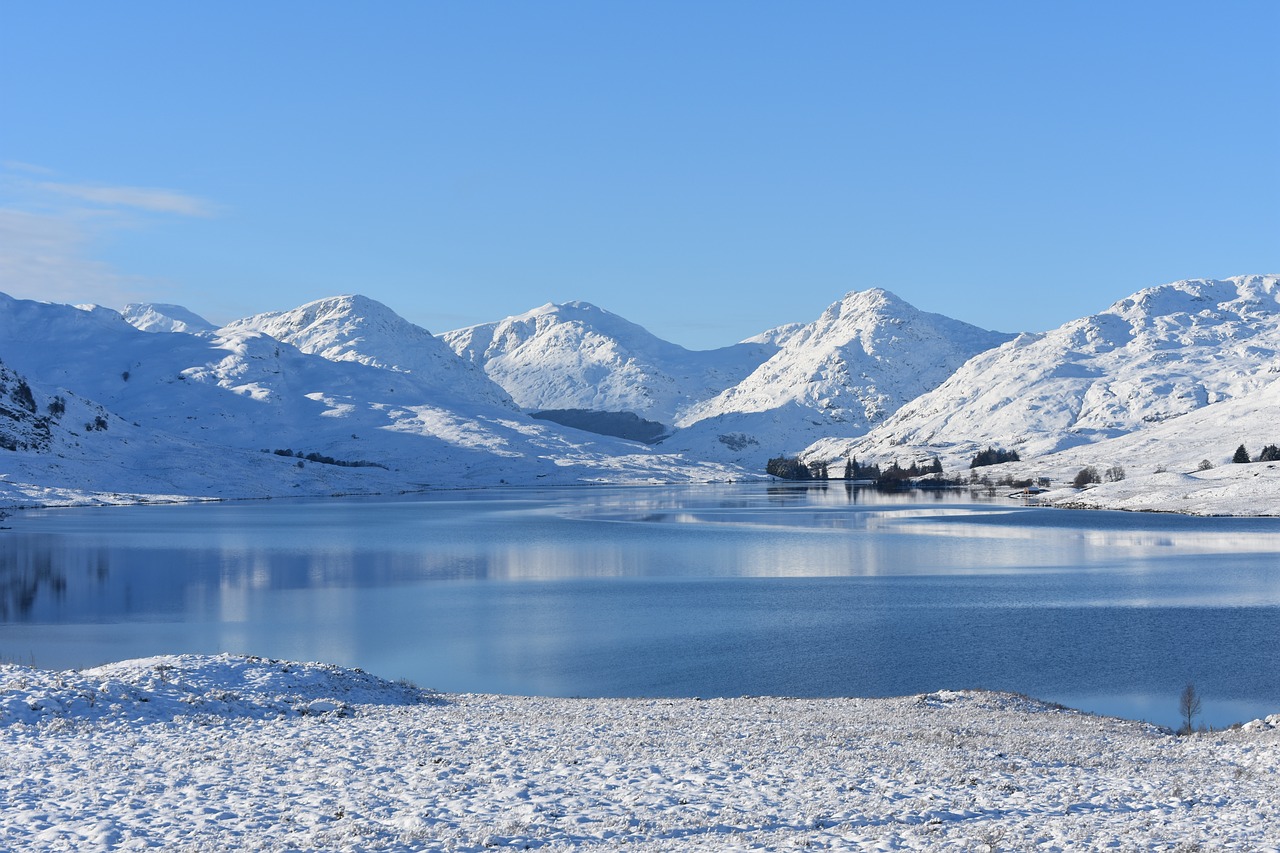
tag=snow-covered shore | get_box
[2,655,1277,851]
[3,459,1280,518]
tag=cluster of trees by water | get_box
[767,444,1029,488]
[766,455,945,487]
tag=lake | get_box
[2,484,1278,730]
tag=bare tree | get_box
[1179,682,1202,734]
[1072,466,1101,488]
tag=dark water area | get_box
[2,485,1278,730]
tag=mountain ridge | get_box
[441,300,778,424]
[5,274,1280,515]
[805,274,1280,469]
[220,294,517,410]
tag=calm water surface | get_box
[3,484,1279,730]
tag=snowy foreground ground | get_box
[2,656,1278,851]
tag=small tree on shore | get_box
[1179,682,1202,735]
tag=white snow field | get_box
[1,655,1277,851]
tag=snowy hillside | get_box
[809,275,1280,471]
[665,289,1012,464]
[972,376,1280,516]
[441,301,776,424]
[0,293,747,507]
[8,276,1280,515]
[223,294,516,410]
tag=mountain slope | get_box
[809,275,1280,469]
[0,293,746,506]
[122,303,216,334]
[663,289,1012,464]
[223,294,515,410]
[441,301,777,424]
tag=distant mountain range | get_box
[2,274,1278,512]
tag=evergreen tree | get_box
[13,379,36,413]
[766,456,811,480]
[1233,444,1251,464]
[970,446,1020,469]
[843,458,855,480]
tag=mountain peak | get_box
[122,302,216,334]
[263,294,404,328]
[222,295,515,408]
[676,289,1013,442]
[441,301,777,423]
[1105,275,1280,322]
[835,274,1280,465]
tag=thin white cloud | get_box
[0,164,215,306]
[38,181,217,217]
[1,160,57,176]
[0,208,142,305]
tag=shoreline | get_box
[5,477,1280,519]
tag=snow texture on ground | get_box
[2,655,1277,851]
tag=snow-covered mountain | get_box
[223,294,516,410]
[663,289,1013,463]
[8,275,1280,515]
[122,303,216,334]
[809,275,1280,469]
[441,301,777,425]
[0,292,746,506]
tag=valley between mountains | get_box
[2,274,1278,515]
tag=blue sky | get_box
[2,2,1276,349]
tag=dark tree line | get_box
[766,456,830,480]
[876,458,943,481]
[767,455,942,485]
[969,446,1020,468]
[266,448,388,470]
[1234,443,1280,463]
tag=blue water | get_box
[2,484,1278,730]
